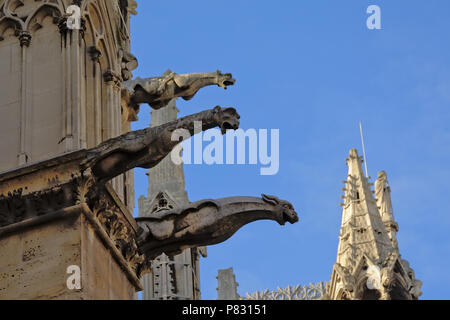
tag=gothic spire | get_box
[326,149,422,300]
[336,149,394,269]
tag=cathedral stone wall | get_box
[0,27,21,171]
[0,0,135,212]
[0,213,81,300]
[0,210,138,300]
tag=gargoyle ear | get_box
[261,194,279,205]
[213,106,222,113]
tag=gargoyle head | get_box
[216,70,236,90]
[212,106,240,134]
[262,194,299,225]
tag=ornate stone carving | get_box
[123,70,236,110]
[0,168,145,276]
[401,259,423,299]
[88,45,102,62]
[150,192,175,214]
[74,176,94,205]
[135,195,299,263]
[82,106,240,182]
[92,202,145,273]
[375,171,393,219]
[119,0,138,19]
[327,149,422,300]
[120,50,138,81]
[243,282,327,300]
[0,189,26,227]
[75,179,146,275]
[0,0,63,42]
[104,69,122,86]
[0,184,75,228]
[17,30,31,46]
[333,263,357,293]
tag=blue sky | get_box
[130,0,450,300]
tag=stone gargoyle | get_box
[123,70,236,110]
[82,106,240,182]
[135,194,299,261]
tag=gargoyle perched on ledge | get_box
[135,194,299,262]
[123,70,236,110]
[82,106,240,182]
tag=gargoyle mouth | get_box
[277,210,299,226]
[214,107,240,134]
[218,76,236,90]
[283,211,299,224]
[222,79,236,87]
[220,120,239,134]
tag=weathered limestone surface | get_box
[136,194,299,261]
[80,214,137,300]
[217,268,240,300]
[123,70,235,110]
[0,0,138,213]
[326,149,422,300]
[216,267,327,300]
[0,207,139,300]
[0,213,81,300]
[0,153,143,299]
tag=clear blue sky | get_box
[130,0,450,300]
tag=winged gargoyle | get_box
[123,70,236,110]
[82,106,240,182]
[135,194,299,262]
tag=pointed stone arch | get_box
[24,3,62,33]
[149,192,177,214]
[0,16,22,40]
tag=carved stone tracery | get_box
[243,283,327,301]
[0,0,64,43]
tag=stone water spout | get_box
[123,70,236,110]
[135,194,299,263]
[83,106,240,182]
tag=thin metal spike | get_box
[359,121,369,178]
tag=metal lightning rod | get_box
[359,121,369,178]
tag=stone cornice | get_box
[0,151,145,287]
[0,150,87,185]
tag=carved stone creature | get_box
[135,194,299,261]
[120,50,138,81]
[123,70,236,110]
[374,170,393,220]
[83,106,240,182]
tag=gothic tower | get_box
[138,99,207,300]
[0,0,138,211]
[0,0,143,299]
[325,149,422,300]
